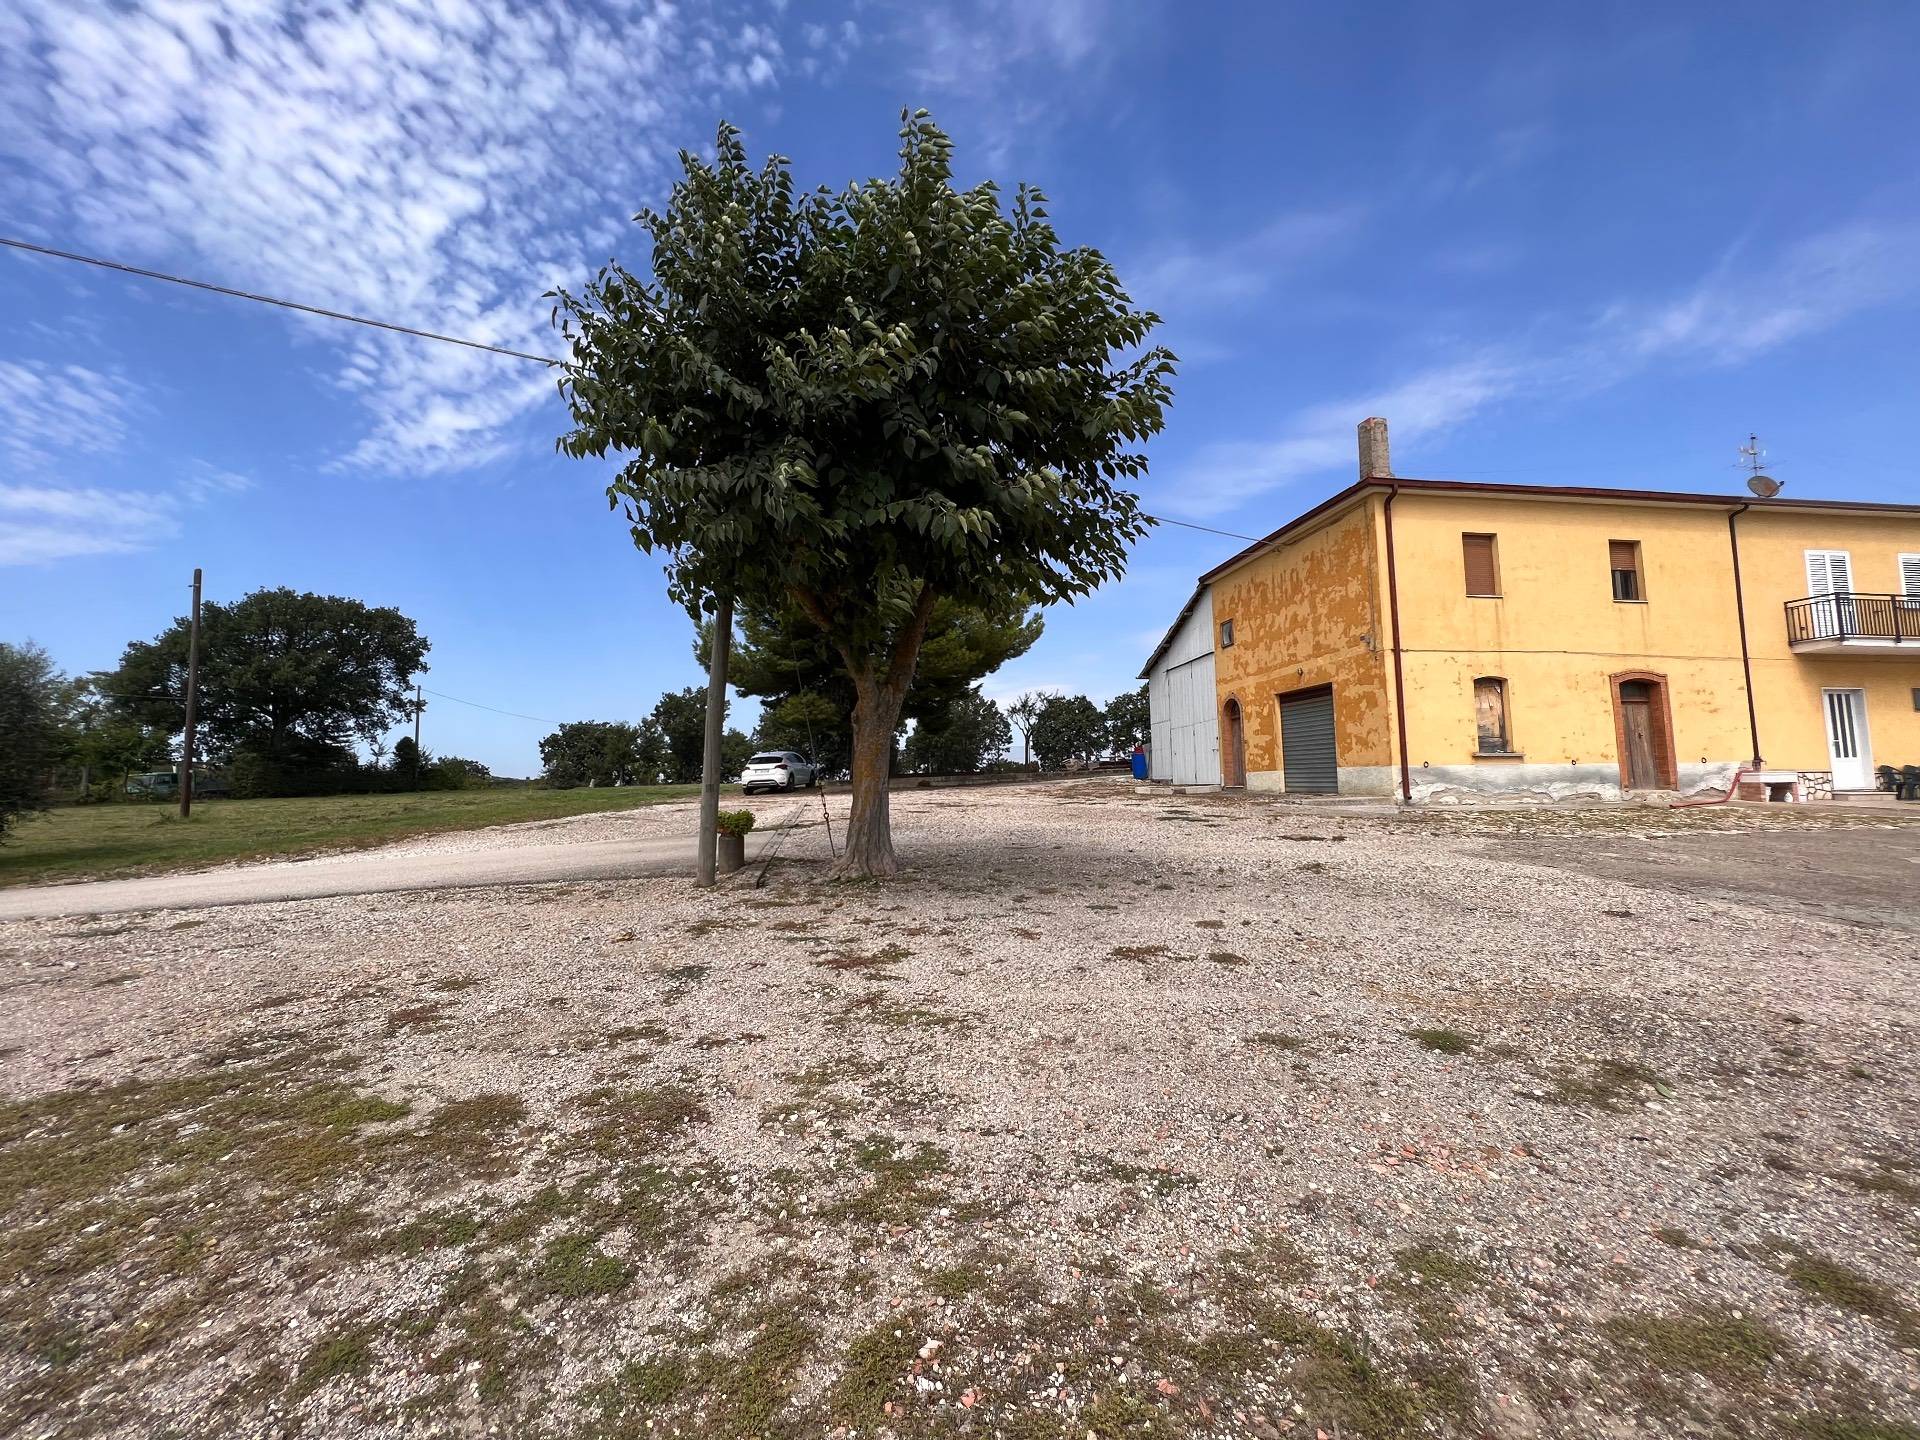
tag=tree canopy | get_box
[555,112,1172,874]
[106,588,428,765]
[1103,684,1150,756]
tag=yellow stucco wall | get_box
[1391,495,1755,781]
[1208,498,1392,788]
[1734,508,1920,774]
[1204,486,1920,796]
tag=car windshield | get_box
[749,754,786,764]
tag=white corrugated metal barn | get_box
[1141,585,1221,785]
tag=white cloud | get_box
[0,358,253,564]
[1160,218,1920,518]
[0,1,790,477]
[1130,208,1368,313]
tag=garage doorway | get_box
[1221,697,1246,788]
[1278,686,1338,793]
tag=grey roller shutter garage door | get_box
[1280,688,1338,793]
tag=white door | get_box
[1804,550,1853,638]
[1823,688,1872,790]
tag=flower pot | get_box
[716,832,746,874]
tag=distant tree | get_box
[538,719,663,788]
[1029,693,1105,770]
[106,587,428,766]
[1103,683,1150,758]
[390,736,428,789]
[556,114,1172,876]
[650,687,721,785]
[432,756,493,789]
[720,728,754,783]
[720,592,1040,784]
[0,642,62,840]
[903,687,1011,774]
[53,674,171,798]
[1006,690,1055,770]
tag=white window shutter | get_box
[1805,550,1851,595]
[1901,553,1920,599]
[1805,551,1831,595]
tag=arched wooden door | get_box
[1222,697,1246,788]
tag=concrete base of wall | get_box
[1408,761,1740,805]
[1244,766,1400,797]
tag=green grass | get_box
[0,785,708,888]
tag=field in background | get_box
[0,786,708,889]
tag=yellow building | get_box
[1152,418,1920,802]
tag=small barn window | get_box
[1610,540,1643,602]
[1474,677,1511,754]
[1462,534,1500,597]
[1219,618,1235,648]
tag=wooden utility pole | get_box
[179,567,203,819]
[412,683,424,789]
[696,593,732,887]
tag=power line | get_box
[419,686,556,724]
[1,234,1278,549]
[0,235,563,366]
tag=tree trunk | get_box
[827,583,940,880]
[837,669,909,878]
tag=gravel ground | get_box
[3,780,1918,1440]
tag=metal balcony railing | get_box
[1785,592,1920,646]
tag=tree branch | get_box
[883,583,940,696]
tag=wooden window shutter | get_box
[1609,540,1638,571]
[1462,534,1498,596]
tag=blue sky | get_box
[4,2,1917,774]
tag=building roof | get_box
[1137,581,1210,679]
[1193,476,1920,587]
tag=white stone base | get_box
[1407,760,1739,805]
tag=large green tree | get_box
[0,642,62,840]
[556,113,1173,876]
[106,588,429,765]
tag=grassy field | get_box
[0,785,707,889]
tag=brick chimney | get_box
[1358,417,1391,479]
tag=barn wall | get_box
[1146,587,1220,784]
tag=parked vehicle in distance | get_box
[740,751,817,793]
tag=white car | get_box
[740,750,818,793]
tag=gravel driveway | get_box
[3,782,1916,1439]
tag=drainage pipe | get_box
[1726,503,1764,768]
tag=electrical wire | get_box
[0,233,1264,545]
[0,235,563,366]
[418,686,557,724]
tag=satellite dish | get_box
[1746,474,1782,498]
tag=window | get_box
[1219,618,1235,648]
[1900,553,1920,600]
[1462,533,1499,597]
[1473,677,1511,754]
[1609,540,1643,602]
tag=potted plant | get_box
[715,809,756,873]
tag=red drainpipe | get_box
[1383,485,1412,803]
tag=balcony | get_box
[1785,593,1920,655]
